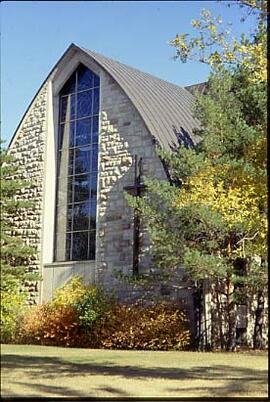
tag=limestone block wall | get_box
[209,285,268,349]
[245,296,268,348]
[96,70,168,295]
[8,84,48,304]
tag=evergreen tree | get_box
[0,145,38,341]
[127,1,267,350]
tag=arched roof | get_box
[10,43,201,151]
[79,45,201,151]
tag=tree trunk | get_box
[253,291,265,349]
[226,276,236,351]
[215,283,225,349]
[193,281,203,350]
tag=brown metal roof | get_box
[79,45,201,151]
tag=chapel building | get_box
[9,43,267,349]
[9,43,201,305]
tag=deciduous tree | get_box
[128,0,267,350]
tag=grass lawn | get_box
[1,344,268,398]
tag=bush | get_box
[18,304,88,347]
[18,277,110,347]
[51,276,110,330]
[51,276,87,307]
[0,278,27,343]
[96,302,191,350]
[73,286,109,330]
[16,277,190,350]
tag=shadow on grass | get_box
[95,386,130,396]
[2,381,91,398]
[1,353,268,397]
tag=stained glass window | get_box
[55,64,100,261]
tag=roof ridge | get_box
[78,45,189,92]
[9,43,200,151]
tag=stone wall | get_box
[95,70,196,328]
[208,284,268,349]
[7,58,195,317]
[6,53,267,348]
[245,296,268,348]
[8,83,48,304]
[96,71,168,295]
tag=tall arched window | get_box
[54,64,100,261]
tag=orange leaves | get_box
[97,302,191,351]
[18,301,191,351]
[18,304,88,347]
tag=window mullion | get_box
[70,70,79,261]
[56,64,100,262]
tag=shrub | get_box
[51,276,88,307]
[0,278,27,343]
[51,276,110,331]
[18,304,88,347]
[73,286,110,330]
[18,277,111,347]
[17,276,190,350]
[96,302,191,350]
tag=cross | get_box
[124,155,145,276]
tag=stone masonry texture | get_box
[8,63,195,317]
[7,53,267,348]
[96,70,168,299]
[8,84,48,304]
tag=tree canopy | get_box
[127,0,267,350]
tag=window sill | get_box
[44,260,95,268]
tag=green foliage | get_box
[1,278,27,343]
[130,70,266,351]
[18,277,111,346]
[126,2,267,350]
[0,148,36,281]
[72,286,110,330]
[183,248,230,280]
[51,276,110,330]
[130,63,267,289]
[51,276,88,307]
[0,145,39,342]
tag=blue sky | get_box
[1,1,258,144]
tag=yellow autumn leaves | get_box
[237,40,267,82]
[174,161,267,257]
[170,2,267,83]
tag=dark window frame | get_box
[54,64,100,262]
